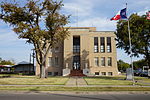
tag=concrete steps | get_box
[69,70,86,77]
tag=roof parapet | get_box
[67,27,96,32]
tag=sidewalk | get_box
[65,77,88,87]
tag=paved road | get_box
[0,92,150,100]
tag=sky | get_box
[0,0,149,64]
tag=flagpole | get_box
[126,3,135,84]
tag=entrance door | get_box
[73,56,80,70]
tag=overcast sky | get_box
[0,0,149,64]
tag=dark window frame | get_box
[94,37,99,53]
[107,37,112,53]
[100,37,105,53]
[108,57,112,66]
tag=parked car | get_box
[148,69,150,78]
[134,69,142,76]
[140,71,148,77]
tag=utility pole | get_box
[29,53,32,63]
[31,49,35,73]
[126,3,134,84]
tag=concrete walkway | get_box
[65,77,87,87]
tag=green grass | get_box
[84,76,133,85]
[0,74,150,86]
[0,86,150,91]
[134,77,150,86]
[84,76,150,86]
[0,76,69,85]
[0,74,35,78]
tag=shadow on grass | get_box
[85,76,126,80]
[0,75,11,78]
[29,87,40,92]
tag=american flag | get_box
[146,11,150,20]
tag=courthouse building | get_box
[36,27,118,76]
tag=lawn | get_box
[84,76,150,86]
[0,86,150,91]
[0,76,69,85]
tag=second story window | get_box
[107,57,112,66]
[73,36,80,53]
[54,57,59,66]
[94,57,99,66]
[94,37,99,53]
[55,47,59,52]
[48,57,53,66]
[101,57,105,66]
[100,37,105,53]
[73,45,80,53]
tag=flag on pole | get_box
[111,8,127,20]
[146,11,150,20]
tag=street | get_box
[0,92,150,100]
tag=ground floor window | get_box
[95,72,99,75]
[101,72,106,76]
[48,72,52,76]
[54,72,58,76]
[48,72,59,76]
[108,72,113,76]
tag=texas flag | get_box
[111,8,127,20]
[146,11,150,20]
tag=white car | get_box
[148,69,150,78]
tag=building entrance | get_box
[73,56,80,70]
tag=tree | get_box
[0,57,15,65]
[116,14,150,67]
[133,59,147,70]
[0,60,15,65]
[0,0,70,78]
[117,60,130,72]
[0,57,2,62]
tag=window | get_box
[73,36,80,53]
[54,72,58,76]
[107,37,111,52]
[73,45,80,53]
[54,57,59,66]
[108,57,112,66]
[94,37,99,53]
[94,57,99,66]
[48,72,52,76]
[101,57,105,66]
[100,37,105,53]
[101,72,106,76]
[49,48,52,53]
[48,57,53,66]
[55,47,59,52]
[94,45,98,53]
[95,72,99,75]
[108,72,113,76]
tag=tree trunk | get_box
[41,64,46,78]
[40,64,46,78]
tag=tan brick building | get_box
[36,27,118,76]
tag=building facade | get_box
[36,27,118,76]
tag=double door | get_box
[73,56,80,70]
